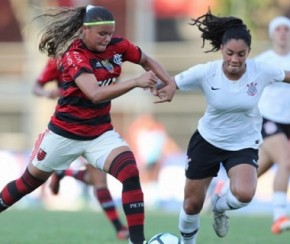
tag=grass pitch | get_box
[0,209,289,243]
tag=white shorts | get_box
[30,129,128,172]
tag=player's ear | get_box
[82,25,89,33]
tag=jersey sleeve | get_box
[174,63,208,91]
[121,38,142,64]
[61,50,94,81]
[258,61,285,84]
[36,58,59,85]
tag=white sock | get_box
[273,191,287,221]
[215,190,248,212]
[178,208,199,244]
[220,180,230,195]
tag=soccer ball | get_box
[148,232,182,244]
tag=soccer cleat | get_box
[212,194,229,237]
[213,211,229,237]
[49,171,64,195]
[117,227,129,240]
[271,216,290,234]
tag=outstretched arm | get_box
[32,82,60,99]
[75,71,158,104]
[139,52,176,102]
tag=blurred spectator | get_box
[127,113,167,183]
[126,113,186,208]
[0,0,22,42]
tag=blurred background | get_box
[0,0,290,213]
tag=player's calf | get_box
[0,168,45,212]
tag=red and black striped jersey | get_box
[36,58,61,87]
[48,37,142,140]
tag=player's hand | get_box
[154,82,176,103]
[150,79,166,96]
[135,71,158,89]
[47,89,61,99]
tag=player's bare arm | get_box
[139,52,176,102]
[75,71,158,103]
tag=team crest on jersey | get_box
[113,54,122,65]
[246,82,257,96]
[264,121,277,134]
[101,60,114,73]
[37,149,47,161]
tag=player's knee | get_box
[231,183,256,203]
[109,151,140,183]
[281,156,290,172]
[228,190,251,209]
[183,198,203,214]
[235,189,255,203]
[232,193,253,204]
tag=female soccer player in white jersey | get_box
[255,16,290,234]
[155,10,290,244]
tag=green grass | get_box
[0,209,289,243]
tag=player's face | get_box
[221,39,250,79]
[271,25,290,49]
[82,24,115,52]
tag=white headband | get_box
[269,16,290,36]
[86,5,95,13]
[84,5,115,26]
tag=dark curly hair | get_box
[190,10,251,53]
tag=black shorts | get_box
[185,130,258,180]
[261,117,290,139]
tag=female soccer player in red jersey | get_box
[0,5,175,244]
[33,57,129,240]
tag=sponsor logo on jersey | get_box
[101,60,114,73]
[246,82,257,96]
[97,77,117,86]
[211,87,220,90]
[264,121,277,134]
[95,61,102,68]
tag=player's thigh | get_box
[86,164,107,187]
[257,146,273,177]
[31,130,84,172]
[27,162,53,181]
[228,164,257,199]
[262,133,290,166]
[84,130,129,171]
[184,177,212,212]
